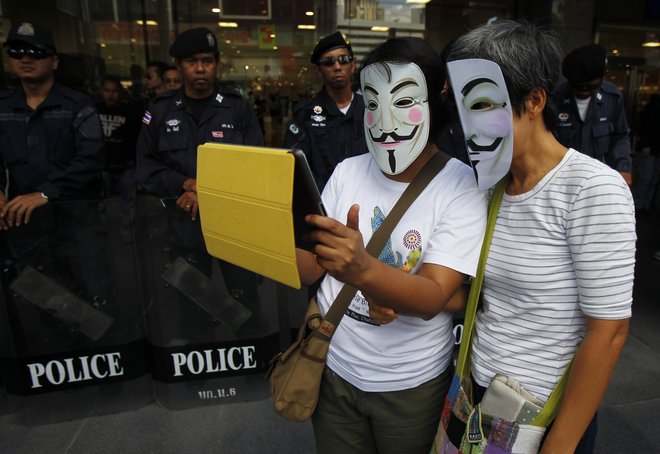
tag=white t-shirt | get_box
[575,96,591,122]
[471,148,636,401]
[318,154,487,392]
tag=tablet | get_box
[290,149,327,251]
[197,142,325,288]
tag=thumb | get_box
[346,204,360,231]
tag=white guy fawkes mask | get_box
[447,59,513,191]
[360,62,430,175]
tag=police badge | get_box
[311,105,325,123]
[17,22,35,37]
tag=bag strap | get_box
[533,357,574,426]
[314,151,450,341]
[455,177,507,377]
[455,175,573,427]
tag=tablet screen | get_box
[290,149,327,250]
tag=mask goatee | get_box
[388,150,396,173]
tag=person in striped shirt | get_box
[447,21,636,454]
[372,20,636,454]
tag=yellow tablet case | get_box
[196,143,301,289]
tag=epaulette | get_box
[292,97,313,115]
[57,84,94,105]
[153,89,178,101]
[599,80,624,98]
[147,92,179,114]
[222,91,245,101]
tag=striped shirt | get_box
[471,148,636,401]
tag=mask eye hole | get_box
[470,101,494,111]
[394,97,415,108]
[367,100,378,111]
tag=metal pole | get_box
[140,0,151,63]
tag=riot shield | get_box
[0,197,151,421]
[136,194,284,409]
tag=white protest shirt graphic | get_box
[360,62,430,175]
[447,59,513,191]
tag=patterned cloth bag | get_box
[431,178,572,454]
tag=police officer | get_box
[0,22,104,225]
[284,31,368,191]
[136,27,264,340]
[144,60,169,100]
[552,44,632,184]
[0,22,110,346]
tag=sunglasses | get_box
[7,47,52,60]
[318,54,353,67]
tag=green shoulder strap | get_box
[455,176,507,378]
[454,174,573,427]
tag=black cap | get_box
[169,27,218,59]
[562,44,607,83]
[4,21,56,52]
[310,31,352,64]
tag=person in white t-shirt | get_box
[295,37,487,454]
[442,21,636,454]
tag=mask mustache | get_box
[466,137,503,152]
[369,125,419,143]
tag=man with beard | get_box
[284,31,368,191]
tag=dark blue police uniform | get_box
[283,89,368,191]
[136,87,264,340]
[0,82,105,199]
[552,80,632,173]
[0,82,111,348]
[137,88,263,196]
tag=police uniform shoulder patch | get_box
[289,123,300,135]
